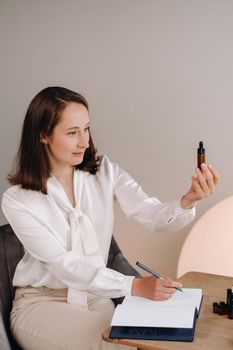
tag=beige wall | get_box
[1,0,233,278]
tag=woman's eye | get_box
[68,127,89,135]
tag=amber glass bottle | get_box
[197,141,205,168]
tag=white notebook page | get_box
[111,288,202,328]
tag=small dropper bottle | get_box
[197,141,205,168]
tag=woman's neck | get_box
[52,165,74,185]
[52,166,76,208]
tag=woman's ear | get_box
[40,133,48,144]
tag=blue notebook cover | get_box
[110,308,198,342]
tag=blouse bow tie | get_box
[68,208,100,256]
[48,177,105,307]
[67,208,105,307]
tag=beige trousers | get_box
[10,287,135,350]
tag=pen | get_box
[136,261,183,292]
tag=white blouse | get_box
[2,155,195,307]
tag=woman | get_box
[2,86,219,350]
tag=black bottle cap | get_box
[198,141,205,154]
[213,302,219,313]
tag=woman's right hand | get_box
[131,276,182,301]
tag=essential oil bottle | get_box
[197,141,205,168]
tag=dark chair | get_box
[0,224,24,350]
[0,224,141,350]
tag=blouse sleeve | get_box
[1,191,134,298]
[112,161,195,231]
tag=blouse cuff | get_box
[122,275,135,296]
[174,200,196,215]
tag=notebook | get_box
[110,288,202,342]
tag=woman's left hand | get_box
[180,164,220,209]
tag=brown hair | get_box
[8,86,102,194]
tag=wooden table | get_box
[102,271,233,350]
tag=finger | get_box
[196,168,211,196]
[163,293,173,300]
[154,289,175,300]
[194,171,209,197]
[200,164,215,193]
[160,279,182,291]
[159,287,176,296]
[208,164,220,186]
[153,295,169,301]
[192,177,205,199]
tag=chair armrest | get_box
[107,236,142,305]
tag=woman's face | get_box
[42,102,90,171]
